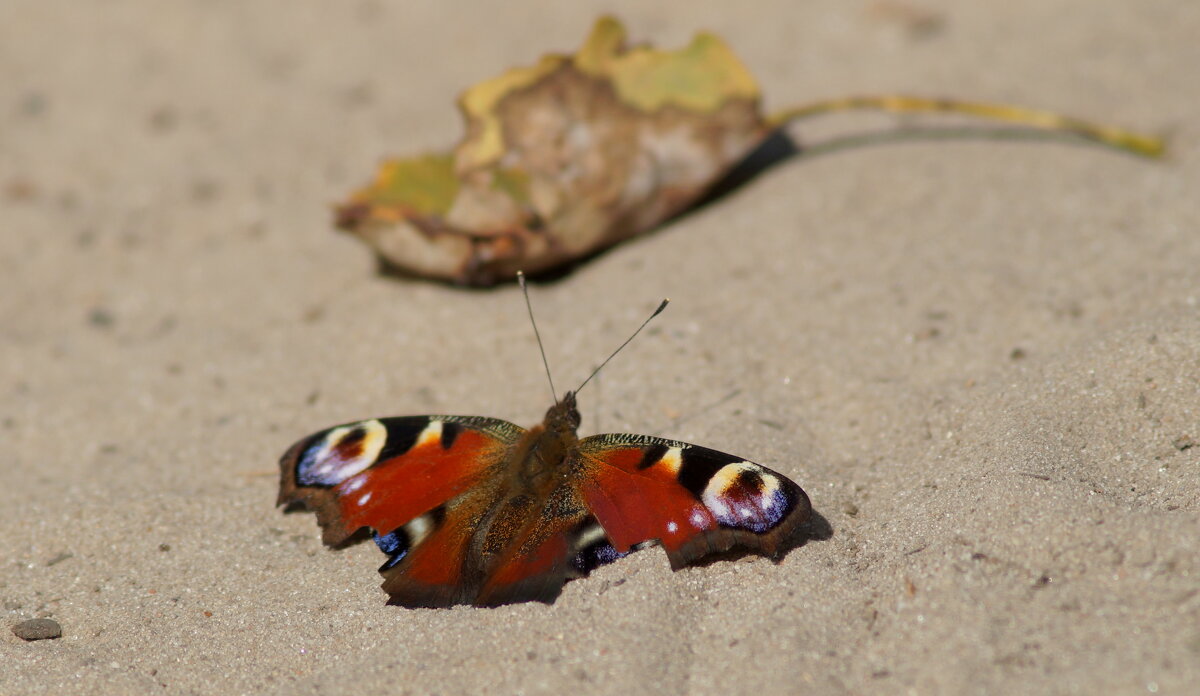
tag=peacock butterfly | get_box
[277,277,812,608]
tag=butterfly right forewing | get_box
[570,434,811,569]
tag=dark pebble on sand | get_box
[12,618,62,641]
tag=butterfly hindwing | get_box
[571,434,811,569]
[470,487,617,607]
[278,415,524,547]
[376,498,488,608]
[379,476,599,607]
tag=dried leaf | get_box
[337,16,1163,286]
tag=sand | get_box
[3,1,1198,694]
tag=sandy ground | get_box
[3,1,1198,694]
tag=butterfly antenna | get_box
[518,271,558,403]
[576,298,669,395]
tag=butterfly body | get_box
[279,389,810,608]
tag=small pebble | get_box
[12,618,62,641]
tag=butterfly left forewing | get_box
[571,434,811,569]
[278,415,524,547]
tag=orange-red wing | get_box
[375,500,482,608]
[474,527,576,607]
[278,415,523,546]
[573,434,811,569]
[371,480,592,608]
[471,486,593,607]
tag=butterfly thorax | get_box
[462,393,584,586]
[505,391,578,482]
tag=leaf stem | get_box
[767,95,1164,158]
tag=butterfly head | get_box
[544,391,581,435]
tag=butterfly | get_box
[277,280,812,608]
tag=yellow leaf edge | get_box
[456,16,762,169]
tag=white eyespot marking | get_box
[404,514,435,547]
[701,462,788,532]
[357,491,373,506]
[689,509,710,529]
[298,420,387,486]
[658,447,683,475]
[666,521,678,534]
[415,420,444,448]
[343,473,368,493]
[701,461,753,519]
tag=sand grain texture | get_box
[2,2,1198,694]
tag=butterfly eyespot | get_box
[701,462,790,533]
[296,420,388,487]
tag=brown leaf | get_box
[338,17,769,285]
[337,16,1163,286]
